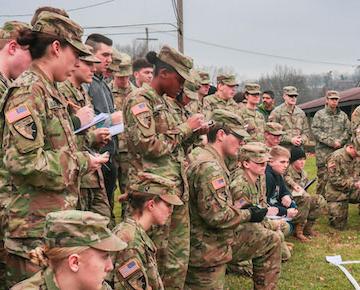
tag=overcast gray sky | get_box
[0,0,359,80]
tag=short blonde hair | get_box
[269,145,290,159]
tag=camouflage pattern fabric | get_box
[325,147,360,230]
[202,93,243,121]
[268,103,310,147]
[351,105,360,153]
[1,64,90,286]
[312,106,350,195]
[284,165,323,224]
[123,83,194,289]
[59,80,111,219]
[238,106,266,142]
[185,264,227,290]
[113,218,164,290]
[185,145,251,289]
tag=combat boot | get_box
[294,223,310,242]
[304,220,319,237]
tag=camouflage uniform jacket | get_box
[269,103,310,146]
[257,103,273,122]
[325,147,359,202]
[186,145,251,267]
[238,106,265,142]
[123,83,193,199]
[351,105,360,151]
[58,80,110,217]
[11,267,112,290]
[2,64,89,244]
[284,165,307,190]
[185,96,204,116]
[112,84,133,155]
[113,218,163,290]
[312,106,350,167]
[0,72,10,97]
[203,93,242,121]
[230,167,267,208]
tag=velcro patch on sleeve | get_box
[5,104,31,124]
[118,258,141,279]
[131,102,149,116]
[211,177,226,190]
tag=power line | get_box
[83,22,178,30]
[84,29,177,37]
[0,0,115,17]
[159,31,355,67]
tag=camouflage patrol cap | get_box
[44,210,127,251]
[79,44,100,63]
[239,142,270,163]
[283,86,298,96]
[158,45,193,82]
[129,172,183,206]
[0,21,30,40]
[115,53,133,77]
[108,48,122,72]
[244,83,261,94]
[265,122,285,136]
[198,71,210,85]
[326,90,340,99]
[32,11,90,56]
[217,74,238,86]
[211,109,249,139]
[184,69,201,100]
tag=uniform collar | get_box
[44,267,60,290]
[204,144,230,176]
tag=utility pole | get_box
[177,0,184,53]
[136,27,158,53]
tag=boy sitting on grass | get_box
[284,147,325,242]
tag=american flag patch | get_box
[131,102,149,115]
[211,177,225,190]
[118,259,141,279]
[5,104,31,124]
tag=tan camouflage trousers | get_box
[328,190,360,230]
[229,223,281,290]
[150,202,190,290]
[316,166,327,196]
[292,193,322,225]
[185,264,226,290]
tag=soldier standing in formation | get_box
[258,90,276,121]
[311,90,350,197]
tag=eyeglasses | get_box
[287,95,297,98]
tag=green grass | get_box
[114,157,360,289]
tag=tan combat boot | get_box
[294,223,310,242]
[304,220,319,237]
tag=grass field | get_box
[114,156,360,290]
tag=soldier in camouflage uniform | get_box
[203,74,242,121]
[59,49,112,218]
[11,210,127,290]
[1,11,109,287]
[186,110,275,290]
[0,21,32,289]
[239,83,266,142]
[284,147,325,241]
[312,90,350,197]
[264,122,285,148]
[123,45,207,289]
[230,143,291,266]
[113,172,183,290]
[325,142,360,230]
[269,86,310,148]
[185,70,210,115]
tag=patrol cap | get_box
[283,86,298,96]
[198,71,210,85]
[211,109,249,139]
[158,45,193,82]
[129,172,183,206]
[32,11,90,56]
[79,44,100,63]
[115,53,133,77]
[0,21,30,40]
[326,90,340,99]
[44,210,127,252]
[108,48,122,72]
[244,83,261,94]
[239,142,270,163]
[265,122,285,136]
[217,74,238,86]
[184,69,201,100]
